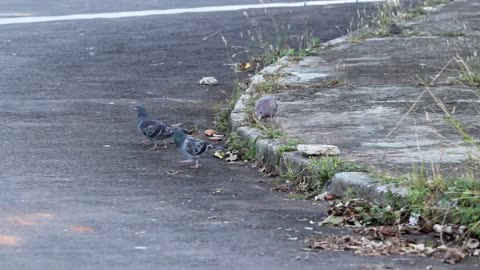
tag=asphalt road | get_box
[0,1,473,269]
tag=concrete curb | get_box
[228,21,417,206]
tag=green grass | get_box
[369,164,480,237]
[258,122,284,139]
[441,31,466,37]
[411,174,480,236]
[403,7,428,19]
[424,0,450,7]
[240,8,322,68]
[347,1,400,42]
[456,58,480,88]
[225,132,256,161]
[213,80,246,133]
[277,139,303,154]
[290,157,365,195]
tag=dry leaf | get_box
[443,248,466,264]
[319,215,344,226]
[213,150,225,159]
[204,129,215,136]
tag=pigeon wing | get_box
[184,136,208,156]
[139,120,162,138]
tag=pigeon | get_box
[173,127,212,169]
[255,95,278,121]
[134,106,175,149]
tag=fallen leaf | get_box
[325,193,335,201]
[225,152,239,162]
[237,62,255,72]
[443,248,466,264]
[271,184,290,192]
[213,150,225,159]
[379,226,398,237]
[204,129,215,136]
[319,215,344,226]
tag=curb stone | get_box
[227,8,440,206]
[325,172,408,205]
[229,54,409,205]
[231,65,407,205]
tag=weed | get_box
[291,157,365,195]
[213,80,246,133]
[278,139,303,154]
[403,7,427,19]
[254,72,285,94]
[441,31,466,37]
[372,166,480,237]
[241,9,322,67]
[415,174,480,236]
[358,203,400,226]
[424,0,450,7]
[384,190,406,210]
[225,132,256,161]
[346,0,437,42]
[344,187,357,201]
[455,57,480,88]
[257,122,284,139]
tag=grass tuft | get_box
[225,132,256,161]
[213,80,247,133]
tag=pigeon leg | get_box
[190,160,201,169]
[163,139,168,148]
[149,142,161,150]
[140,138,151,145]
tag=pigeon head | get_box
[134,106,149,119]
[173,127,187,146]
[255,109,264,119]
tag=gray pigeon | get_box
[134,106,175,149]
[173,127,212,169]
[255,95,278,120]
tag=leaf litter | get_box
[307,198,480,264]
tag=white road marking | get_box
[0,0,382,26]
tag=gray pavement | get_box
[233,0,480,176]
[0,0,363,16]
[0,1,450,269]
[0,0,476,269]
